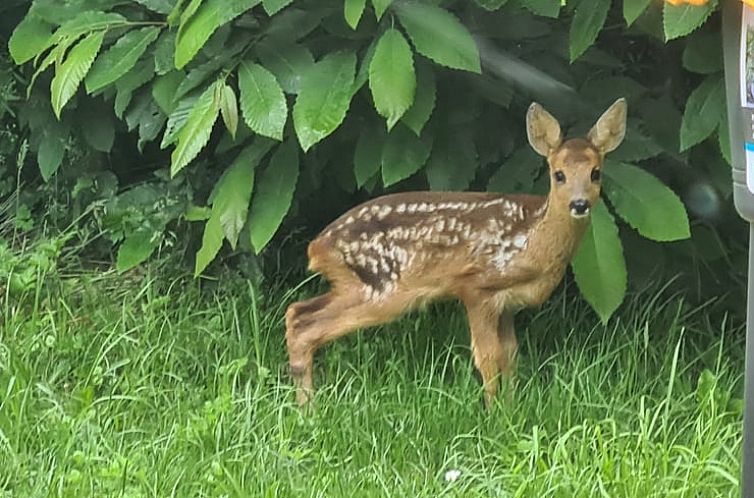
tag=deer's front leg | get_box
[497,310,518,400]
[463,297,504,407]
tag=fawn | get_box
[285,98,627,406]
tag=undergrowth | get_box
[0,268,744,497]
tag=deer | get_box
[285,98,627,407]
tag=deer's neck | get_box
[530,194,590,266]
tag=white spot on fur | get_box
[534,202,547,217]
[513,234,527,248]
[482,198,504,208]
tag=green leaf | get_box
[623,0,651,26]
[117,228,160,272]
[52,11,126,42]
[175,0,260,69]
[152,70,184,114]
[114,58,155,118]
[85,27,161,93]
[680,75,725,152]
[262,0,293,15]
[487,147,540,193]
[30,1,122,23]
[426,131,477,191]
[9,15,54,65]
[293,51,356,152]
[569,0,610,62]
[579,76,647,111]
[27,42,65,98]
[371,0,392,20]
[134,0,176,14]
[353,38,378,94]
[185,205,212,221]
[603,162,690,242]
[263,7,324,40]
[178,0,204,32]
[354,122,386,187]
[473,0,508,12]
[162,93,197,148]
[401,61,435,135]
[174,57,224,101]
[369,29,416,131]
[719,113,731,166]
[249,140,300,252]
[80,103,115,152]
[170,82,221,176]
[238,61,287,141]
[571,201,627,324]
[381,124,431,186]
[471,75,514,108]
[125,91,166,151]
[167,0,187,25]
[682,31,723,74]
[219,83,239,139]
[255,40,315,94]
[194,139,276,274]
[520,0,560,18]
[38,131,66,181]
[194,212,223,275]
[395,2,481,73]
[153,30,177,75]
[213,140,274,249]
[609,121,662,162]
[663,0,716,41]
[51,30,105,119]
[345,0,366,29]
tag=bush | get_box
[2,0,745,320]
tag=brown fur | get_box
[285,99,627,407]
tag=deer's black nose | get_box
[569,199,590,216]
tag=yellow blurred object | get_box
[663,0,709,5]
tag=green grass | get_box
[0,270,744,497]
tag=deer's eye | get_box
[591,168,601,182]
[554,171,566,184]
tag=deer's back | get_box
[307,191,547,302]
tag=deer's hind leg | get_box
[285,287,406,406]
[285,292,334,403]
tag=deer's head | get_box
[526,98,627,219]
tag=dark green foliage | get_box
[1,0,744,320]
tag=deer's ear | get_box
[587,98,627,155]
[526,103,562,157]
